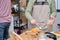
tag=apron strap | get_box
[34,0,48,5]
[35,0,47,3]
[45,0,47,2]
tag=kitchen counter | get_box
[8,28,60,40]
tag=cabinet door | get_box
[20,0,26,8]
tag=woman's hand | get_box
[30,19,38,25]
[47,16,55,25]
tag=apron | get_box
[28,0,52,32]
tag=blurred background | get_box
[9,0,60,34]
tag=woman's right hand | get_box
[30,19,38,25]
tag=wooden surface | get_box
[20,0,27,24]
[11,0,27,24]
[8,28,53,40]
[20,31,53,40]
[20,0,26,8]
[20,13,27,24]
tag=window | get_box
[55,0,60,10]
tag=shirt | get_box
[25,0,56,20]
[0,0,12,23]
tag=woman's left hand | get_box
[47,16,55,25]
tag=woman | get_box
[25,0,56,32]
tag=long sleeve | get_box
[25,0,36,21]
[50,0,56,17]
[25,0,56,21]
